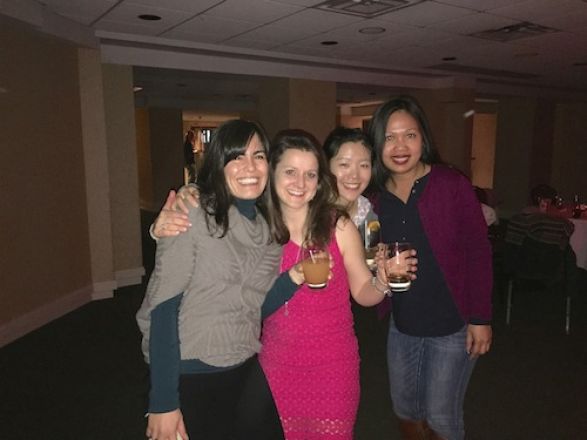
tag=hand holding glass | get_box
[384,242,413,292]
[301,243,330,289]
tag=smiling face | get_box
[223,134,268,200]
[273,148,319,212]
[329,141,372,205]
[382,110,423,176]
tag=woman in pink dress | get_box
[259,130,392,439]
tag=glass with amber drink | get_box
[301,242,330,289]
[385,241,413,292]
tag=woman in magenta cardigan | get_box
[367,95,492,440]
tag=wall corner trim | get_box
[115,267,146,289]
[91,280,117,300]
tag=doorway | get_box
[471,112,497,189]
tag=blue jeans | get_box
[387,321,476,440]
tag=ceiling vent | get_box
[313,0,426,18]
[469,21,559,42]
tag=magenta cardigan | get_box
[375,165,493,322]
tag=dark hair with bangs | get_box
[323,126,375,195]
[267,129,347,246]
[196,119,271,237]
[367,95,441,190]
[323,127,373,163]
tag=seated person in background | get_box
[503,210,577,296]
[474,186,498,226]
[505,211,574,250]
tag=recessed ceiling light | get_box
[442,56,457,61]
[359,26,386,35]
[138,14,161,21]
[321,41,339,46]
[133,86,143,92]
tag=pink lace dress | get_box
[259,237,360,439]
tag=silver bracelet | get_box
[372,276,392,297]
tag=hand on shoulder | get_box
[152,187,200,239]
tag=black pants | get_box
[179,355,284,440]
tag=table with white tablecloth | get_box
[570,218,587,270]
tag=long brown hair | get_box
[267,129,347,246]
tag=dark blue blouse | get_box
[378,175,464,337]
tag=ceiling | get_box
[29,0,587,110]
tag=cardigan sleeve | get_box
[136,207,201,362]
[418,166,493,323]
[137,208,203,413]
[456,175,493,323]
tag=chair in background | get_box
[503,213,577,334]
[489,218,509,305]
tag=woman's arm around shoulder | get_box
[151,185,200,239]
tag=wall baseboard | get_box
[0,269,145,348]
[0,285,93,348]
[115,266,145,288]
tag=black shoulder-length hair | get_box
[322,126,374,163]
[323,126,376,196]
[367,95,441,190]
[196,119,271,237]
[267,129,346,246]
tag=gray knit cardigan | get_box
[137,204,282,367]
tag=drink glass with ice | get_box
[302,242,330,289]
